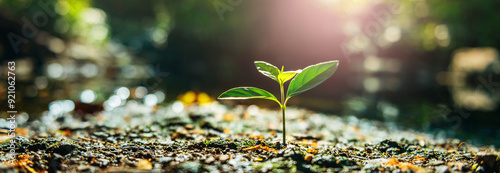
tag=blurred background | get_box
[0,0,499,146]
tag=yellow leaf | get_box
[278,71,300,84]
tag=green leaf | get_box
[218,87,279,104]
[287,60,339,98]
[278,71,300,84]
[255,61,280,82]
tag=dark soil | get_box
[0,102,498,172]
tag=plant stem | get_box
[280,83,286,145]
[281,106,286,145]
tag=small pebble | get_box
[219,155,230,162]
[205,157,215,164]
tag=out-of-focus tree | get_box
[428,0,500,49]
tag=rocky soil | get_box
[1,100,499,172]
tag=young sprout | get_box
[218,60,339,144]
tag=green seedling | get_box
[218,60,339,144]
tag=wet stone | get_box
[48,154,64,173]
[435,165,450,173]
[344,165,361,171]
[106,137,117,143]
[406,145,418,152]
[51,143,77,156]
[387,147,403,155]
[141,127,151,133]
[430,160,445,166]
[200,121,223,132]
[92,131,109,138]
[184,124,194,130]
[140,132,154,138]
[376,140,404,153]
[129,133,138,138]
[364,146,373,153]
[76,165,98,172]
[28,142,48,151]
[189,113,207,122]
[219,155,230,162]
[475,153,499,172]
[173,161,203,172]
[205,156,215,164]
[69,157,80,164]
[136,151,152,159]
[289,152,304,162]
[94,158,110,168]
[206,139,237,149]
[293,134,322,140]
[311,155,341,168]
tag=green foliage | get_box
[218,60,339,144]
[287,61,339,98]
[218,87,280,104]
[254,61,281,82]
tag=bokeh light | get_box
[80,89,97,103]
[144,94,158,107]
[134,86,148,99]
[47,63,64,79]
[116,87,130,100]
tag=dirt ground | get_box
[1,102,499,172]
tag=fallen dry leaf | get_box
[137,159,152,170]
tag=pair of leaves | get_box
[255,61,300,84]
[218,60,339,104]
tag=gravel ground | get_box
[0,100,499,172]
